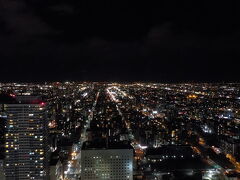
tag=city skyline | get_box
[0,82,240,179]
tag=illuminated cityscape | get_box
[0,82,239,180]
[0,0,239,179]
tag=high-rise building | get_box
[81,140,133,180]
[1,95,49,180]
[0,104,6,160]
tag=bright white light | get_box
[138,144,148,149]
[83,92,88,97]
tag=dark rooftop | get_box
[145,145,212,171]
[49,158,59,166]
[146,145,194,157]
[82,139,133,150]
[0,93,16,104]
[0,94,44,105]
[149,159,212,171]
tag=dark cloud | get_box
[0,0,53,37]
[0,0,239,82]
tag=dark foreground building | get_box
[143,145,212,180]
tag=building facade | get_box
[3,96,49,180]
[81,141,133,180]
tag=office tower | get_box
[81,140,133,180]
[0,104,6,160]
[2,95,49,180]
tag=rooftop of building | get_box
[146,145,194,156]
[0,93,45,105]
[147,159,211,171]
[82,139,133,150]
[49,158,59,166]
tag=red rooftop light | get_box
[10,94,16,98]
[40,102,46,106]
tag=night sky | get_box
[0,1,239,82]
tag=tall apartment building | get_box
[1,95,49,180]
[81,140,133,180]
[0,104,6,160]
